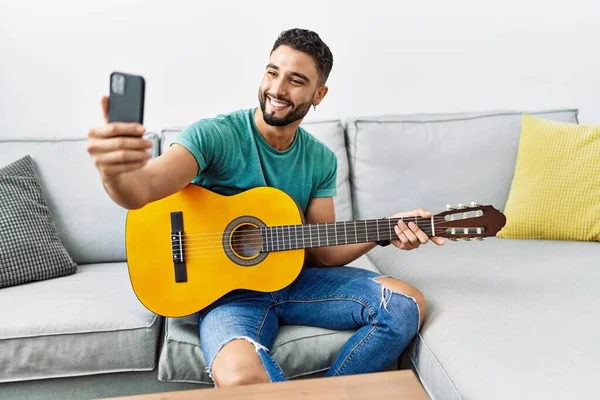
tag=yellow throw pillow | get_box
[497,114,600,241]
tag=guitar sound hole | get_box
[231,224,263,258]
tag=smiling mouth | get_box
[267,95,292,111]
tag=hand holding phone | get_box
[86,72,152,181]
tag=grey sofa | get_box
[1,108,597,400]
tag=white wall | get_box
[1,0,599,139]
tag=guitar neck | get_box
[261,217,435,252]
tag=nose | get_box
[270,76,288,98]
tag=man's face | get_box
[258,45,322,127]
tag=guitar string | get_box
[177,231,467,259]
[178,225,454,243]
[175,220,472,245]
[172,217,456,241]
[171,228,481,257]
[172,223,479,249]
[172,216,452,237]
[175,224,447,245]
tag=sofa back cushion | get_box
[0,135,160,264]
[161,119,354,221]
[346,109,579,221]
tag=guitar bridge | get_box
[170,211,187,283]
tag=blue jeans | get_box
[198,266,421,382]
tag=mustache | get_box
[264,92,294,107]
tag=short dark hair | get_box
[271,28,333,85]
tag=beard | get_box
[258,88,313,127]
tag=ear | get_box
[313,86,329,107]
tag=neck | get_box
[261,216,436,252]
[253,107,301,151]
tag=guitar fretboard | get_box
[261,217,435,252]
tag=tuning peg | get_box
[457,203,467,209]
[476,237,485,241]
[446,204,456,211]
[449,238,458,241]
[470,201,481,207]
[461,237,471,241]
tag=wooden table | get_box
[107,370,429,400]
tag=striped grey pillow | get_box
[0,155,77,288]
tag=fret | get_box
[376,219,380,242]
[365,219,373,243]
[325,222,333,247]
[280,226,284,250]
[334,222,339,245]
[344,222,348,244]
[314,223,321,248]
[295,225,298,250]
[328,223,336,247]
[283,225,288,250]
[309,224,312,248]
[276,226,280,251]
[270,226,274,251]
[303,224,306,249]
[264,227,268,252]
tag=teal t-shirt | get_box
[171,108,337,214]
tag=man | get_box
[87,28,445,387]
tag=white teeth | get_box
[269,97,289,108]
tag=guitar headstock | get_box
[434,202,506,241]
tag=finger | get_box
[101,161,148,177]
[398,220,420,247]
[94,149,151,165]
[431,237,446,246]
[417,208,433,218]
[393,225,410,245]
[408,221,429,244]
[392,236,410,251]
[101,96,109,123]
[88,122,145,139]
[87,137,153,154]
[395,223,417,249]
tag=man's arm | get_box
[87,95,199,210]
[101,144,198,209]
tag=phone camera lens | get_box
[111,74,125,95]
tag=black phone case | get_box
[108,72,145,124]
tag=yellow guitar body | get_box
[125,184,305,318]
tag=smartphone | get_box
[108,72,145,124]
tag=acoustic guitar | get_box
[125,184,506,317]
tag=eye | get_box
[291,79,304,85]
[267,70,277,77]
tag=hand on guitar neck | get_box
[388,208,446,250]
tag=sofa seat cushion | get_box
[368,237,600,400]
[0,262,161,383]
[158,262,380,384]
[158,314,354,384]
